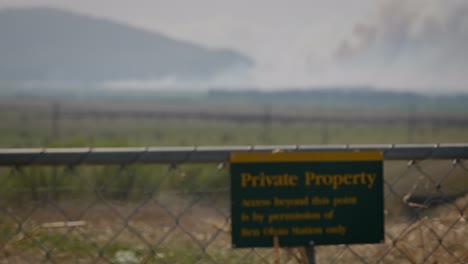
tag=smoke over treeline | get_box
[331,0,468,90]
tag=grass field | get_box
[1,95,468,148]
[1,95,467,201]
[0,93,467,263]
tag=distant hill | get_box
[0,8,253,82]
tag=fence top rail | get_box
[0,144,467,166]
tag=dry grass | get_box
[1,193,467,263]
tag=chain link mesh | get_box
[0,149,467,263]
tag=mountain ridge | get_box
[0,7,253,82]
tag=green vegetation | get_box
[1,107,467,148]
[0,224,268,263]
[0,93,467,199]
[0,93,467,263]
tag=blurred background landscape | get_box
[0,0,467,147]
[0,1,468,263]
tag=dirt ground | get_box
[1,193,467,263]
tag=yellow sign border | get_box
[230,151,383,163]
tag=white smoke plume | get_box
[332,0,468,92]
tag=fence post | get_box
[52,101,61,140]
[305,241,316,264]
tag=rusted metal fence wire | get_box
[0,144,467,263]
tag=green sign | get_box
[230,151,384,248]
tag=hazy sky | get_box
[1,0,467,93]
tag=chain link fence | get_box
[0,144,467,263]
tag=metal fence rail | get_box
[1,144,468,166]
[1,144,467,263]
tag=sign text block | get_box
[230,151,384,248]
